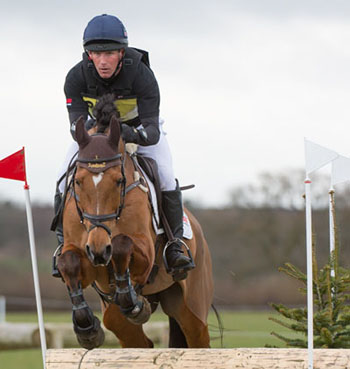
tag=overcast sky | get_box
[1,0,350,207]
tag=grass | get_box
[207,310,302,348]
[0,310,303,369]
[0,349,43,369]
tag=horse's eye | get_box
[116,178,124,187]
[75,180,81,187]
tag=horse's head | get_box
[74,115,125,266]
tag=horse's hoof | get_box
[74,316,105,350]
[172,271,188,282]
[127,296,151,325]
[77,326,105,350]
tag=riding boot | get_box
[162,182,195,281]
[52,189,64,278]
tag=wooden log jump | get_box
[46,348,350,369]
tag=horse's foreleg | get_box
[57,247,105,349]
[102,303,153,348]
[112,234,151,325]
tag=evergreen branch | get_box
[269,317,293,330]
[271,331,306,348]
[320,327,333,347]
[278,263,306,284]
[270,304,306,322]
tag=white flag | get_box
[331,155,350,186]
[305,138,338,175]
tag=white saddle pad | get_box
[140,168,193,240]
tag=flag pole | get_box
[23,177,47,367]
[0,146,48,367]
[329,187,335,278]
[304,138,340,369]
[304,176,313,369]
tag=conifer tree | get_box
[270,191,350,348]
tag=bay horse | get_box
[56,105,213,348]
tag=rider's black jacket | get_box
[64,47,160,146]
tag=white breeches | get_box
[57,119,177,193]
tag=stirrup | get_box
[52,243,63,279]
[162,239,195,280]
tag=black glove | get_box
[121,124,149,144]
[121,124,139,143]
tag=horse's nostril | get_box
[86,244,95,262]
[103,245,112,264]
[86,244,112,266]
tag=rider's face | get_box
[88,50,124,79]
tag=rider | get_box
[54,14,193,280]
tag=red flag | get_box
[0,147,27,183]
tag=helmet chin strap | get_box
[113,58,123,77]
[104,49,125,79]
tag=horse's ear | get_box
[75,116,91,148]
[108,115,120,148]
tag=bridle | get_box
[73,151,127,236]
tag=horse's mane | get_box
[93,94,120,133]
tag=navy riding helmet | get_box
[83,14,128,51]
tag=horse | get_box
[56,103,213,349]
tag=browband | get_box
[77,153,122,164]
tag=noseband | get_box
[73,152,127,236]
